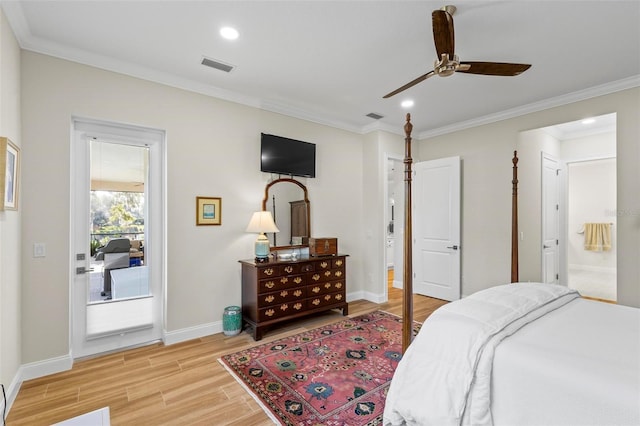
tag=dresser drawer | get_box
[315,259,332,271]
[308,291,345,309]
[258,287,306,307]
[308,268,344,283]
[308,280,345,296]
[257,266,281,279]
[259,300,306,322]
[258,274,305,294]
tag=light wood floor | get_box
[7,273,446,425]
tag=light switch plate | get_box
[34,242,46,258]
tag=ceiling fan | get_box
[383,5,531,99]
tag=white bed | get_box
[383,283,640,426]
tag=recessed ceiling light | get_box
[401,100,414,108]
[581,118,595,125]
[220,26,239,40]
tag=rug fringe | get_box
[217,357,282,426]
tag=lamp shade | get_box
[246,211,280,234]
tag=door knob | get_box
[446,245,459,250]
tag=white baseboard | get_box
[346,290,364,303]
[20,354,73,382]
[163,321,222,346]
[3,354,73,415]
[347,290,387,304]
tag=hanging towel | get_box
[584,223,611,251]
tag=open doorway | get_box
[519,113,617,302]
[385,156,404,296]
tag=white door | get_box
[541,153,560,284]
[413,157,461,301]
[71,118,165,359]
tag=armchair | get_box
[95,238,130,296]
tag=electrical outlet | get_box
[34,242,46,258]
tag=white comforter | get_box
[383,283,580,426]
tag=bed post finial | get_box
[403,113,414,353]
[511,150,519,283]
[404,113,413,136]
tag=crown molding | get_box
[417,75,640,140]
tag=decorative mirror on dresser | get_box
[262,178,310,249]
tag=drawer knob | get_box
[294,303,302,310]
[336,294,343,300]
[265,281,275,289]
[285,266,293,273]
[280,277,289,284]
[294,290,302,297]
[324,283,331,289]
[280,304,288,311]
[265,309,275,317]
[264,268,274,276]
[312,274,320,281]
[320,261,328,268]
[335,271,343,277]
[265,295,275,303]
[312,287,320,294]
[324,295,331,301]
[312,299,320,306]
[336,282,342,289]
[324,271,331,277]
[280,290,288,297]
[336,260,343,266]
[294,277,302,284]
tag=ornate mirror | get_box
[262,178,310,249]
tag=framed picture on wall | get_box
[0,137,19,211]
[196,196,222,226]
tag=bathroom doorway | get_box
[519,113,617,302]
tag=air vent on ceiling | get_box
[366,112,384,120]
[201,57,235,73]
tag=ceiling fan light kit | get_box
[384,4,531,99]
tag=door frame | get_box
[69,116,166,359]
[541,152,561,284]
[383,153,404,301]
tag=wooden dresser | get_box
[239,255,348,340]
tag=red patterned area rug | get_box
[219,310,419,426]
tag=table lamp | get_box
[246,211,279,262]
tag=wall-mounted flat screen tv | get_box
[260,133,316,178]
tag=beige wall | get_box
[416,88,640,307]
[0,7,21,405]
[20,51,365,363]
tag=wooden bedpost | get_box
[402,113,414,353]
[511,150,519,283]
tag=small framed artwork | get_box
[0,137,19,211]
[196,196,222,226]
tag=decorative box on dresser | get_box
[239,255,349,340]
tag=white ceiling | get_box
[2,1,639,137]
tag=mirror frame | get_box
[262,178,310,250]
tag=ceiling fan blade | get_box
[457,62,531,76]
[432,9,455,58]
[383,71,436,98]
